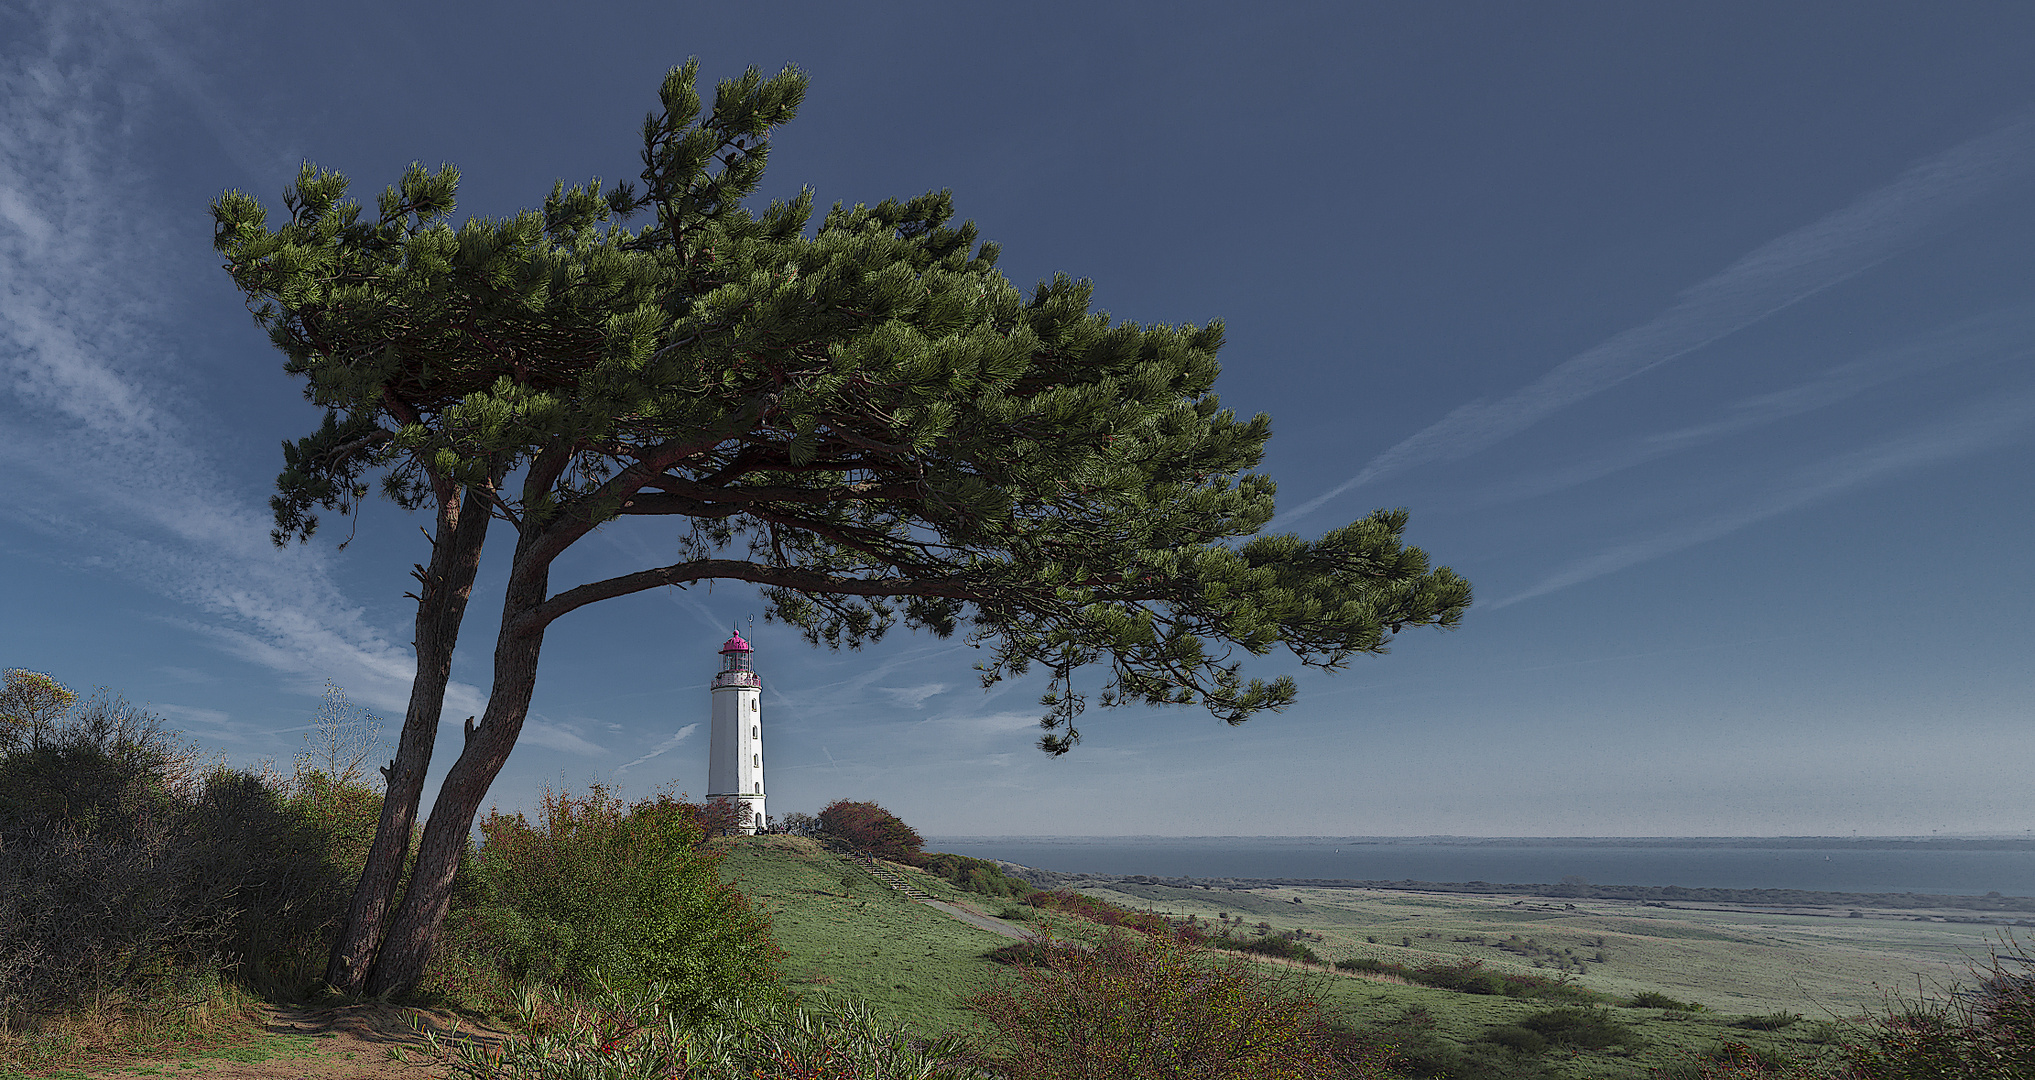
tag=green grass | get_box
[720,845,1999,1078]
[716,836,1022,1035]
[1073,880,1992,1015]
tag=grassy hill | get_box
[715,835,1020,1035]
[718,837,2006,1078]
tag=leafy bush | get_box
[0,689,370,1019]
[984,941,1054,966]
[1833,961,2035,1080]
[1359,1004,1545,1080]
[1410,958,1509,995]
[968,931,1390,1079]
[907,851,1035,898]
[816,799,923,859]
[1333,955,1599,1002]
[688,795,746,839]
[436,783,781,1019]
[1023,888,1201,940]
[1516,1007,1639,1051]
[777,811,822,837]
[1482,1024,1550,1054]
[1213,931,1321,964]
[1630,990,1704,1010]
[1733,1011,1801,1031]
[0,669,74,754]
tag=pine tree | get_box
[212,60,1470,997]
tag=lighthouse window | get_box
[750,700,758,713]
[754,782,761,793]
[752,753,759,767]
[752,725,759,740]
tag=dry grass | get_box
[0,975,259,1075]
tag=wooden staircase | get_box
[827,842,933,901]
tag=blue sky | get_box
[3,2,2031,837]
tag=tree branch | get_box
[517,559,985,636]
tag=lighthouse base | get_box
[709,792,767,835]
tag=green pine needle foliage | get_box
[212,58,1471,752]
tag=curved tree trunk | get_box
[363,548,552,998]
[325,486,493,994]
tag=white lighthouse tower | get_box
[706,630,766,834]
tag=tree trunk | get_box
[362,548,552,998]
[324,487,493,995]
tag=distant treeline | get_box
[991,863,2035,914]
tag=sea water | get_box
[918,836,2035,897]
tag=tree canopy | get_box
[211,59,1469,996]
[214,60,1468,753]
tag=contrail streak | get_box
[1278,107,2035,527]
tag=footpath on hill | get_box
[39,1003,509,1080]
[917,897,1035,941]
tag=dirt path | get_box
[915,898,1039,943]
[39,1004,514,1080]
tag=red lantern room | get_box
[714,631,758,687]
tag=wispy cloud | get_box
[520,716,608,757]
[883,682,950,708]
[1461,306,2035,509]
[1279,108,2035,527]
[154,703,234,732]
[0,5,470,730]
[1487,388,2035,608]
[616,722,699,772]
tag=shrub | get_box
[690,795,746,839]
[0,669,75,754]
[968,931,1388,1079]
[984,941,1054,966]
[1214,931,1321,964]
[1630,990,1703,1011]
[1358,1006,1540,1080]
[1023,889,1200,940]
[438,783,780,1019]
[1412,958,1507,995]
[435,983,989,1079]
[1829,954,2035,1080]
[1482,1024,1550,1054]
[0,689,370,1019]
[1333,955,1598,1002]
[1734,1011,1802,1031]
[1516,1007,1639,1051]
[817,799,923,859]
[777,811,822,838]
[907,851,1035,898]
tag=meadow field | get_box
[715,836,2013,1078]
[1073,878,1999,1015]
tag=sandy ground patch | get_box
[42,1004,515,1080]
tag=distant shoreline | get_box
[928,835,2035,850]
[987,861,2035,920]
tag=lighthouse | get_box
[706,630,766,834]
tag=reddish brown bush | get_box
[1025,889,1206,942]
[968,931,1393,1080]
[816,799,922,860]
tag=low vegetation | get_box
[1336,957,1602,1003]
[0,677,373,1023]
[909,851,1038,899]
[6,669,2033,1079]
[817,798,925,861]
[968,930,1394,1079]
[432,783,781,1020]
